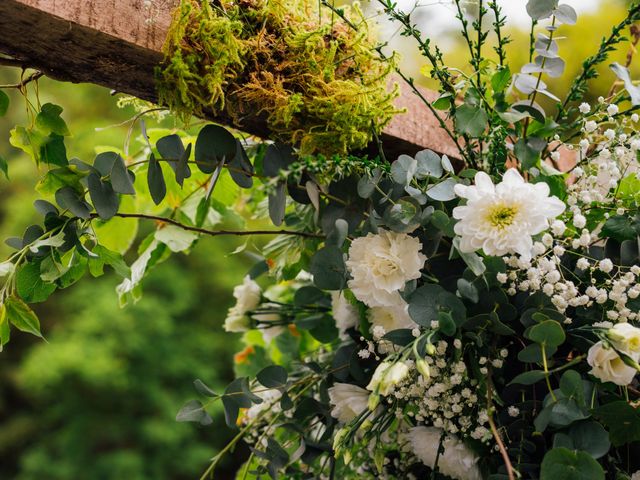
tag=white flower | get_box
[346,230,426,307]
[579,102,591,114]
[599,259,614,273]
[223,276,262,332]
[366,361,410,396]
[328,383,370,423]
[367,301,418,333]
[408,426,482,480]
[331,291,359,337]
[585,120,598,133]
[253,305,284,344]
[587,341,637,386]
[632,471,640,480]
[608,323,640,355]
[607,104,619,116]
[233,276,261,313]
[452,169,565,260]
[245,388,282,422]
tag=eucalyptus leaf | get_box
[426,178,458,201]
[88,173,120,220]
[147,154,166,206]
[610,62,640,105]
[195,124,236,174]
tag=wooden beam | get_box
[0,0,459,159]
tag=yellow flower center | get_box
[487,204,518,229]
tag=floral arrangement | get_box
[3,0,640,479]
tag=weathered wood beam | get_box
[0,0,459,159]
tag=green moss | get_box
[156,0,400,155]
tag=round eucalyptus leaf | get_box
[426,178,458,202]
[415,149,443,179]
[540,447,604,480]
[408,284,466,328]
[195,124,237,174]
[310,246,347,290]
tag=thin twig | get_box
[0,71,43,89]
[486,373,517,480]
[89,213,324,239]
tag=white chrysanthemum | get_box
[224,276,262,332]
[408,426,482,480]
[368,301,418,333]
[331,291,359,337]
[328,383,369,423]
[346,230,427,307]
[453,169,565,260]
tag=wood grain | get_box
[0,0,461,159]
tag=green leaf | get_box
[0,155,8,180]
[176,399,212,425]
[518,343,557,363]
[55,186,91,219]
[426,178,457,201]
[540,448,604,480]
[559,370,584,404]
[10,125,46,163]
[566,421,611,459]
[193,379,218,398]
[457,278,478,303]
[147,153,166,205]
[527,320,565,347]
[268,181,286,226]
[195,124,236,174]
[228,140,253,189]
[432,93,452,110]
[88,173,119,220]
[415,149,443,179]
[391,154,417,185]
[16,263,56,303]
[437,310,456,336]
[408,284,466,328]
[0,90,9,117]
[36,167,82,195]
[40,134,68,166]
[491,67,512,93]
[526,0,559,20]
[595,401,640,446]
[509,370,546,386]
[514,137,544,170]
[455,104,488,137]
[601,215,640,242]
[35,103,70,136]
[0,303,10,349]
[4,295,43,338]
[110,154,136,195]
[257,365,288,388]
[310,246,346,290]
[88,245,130,278]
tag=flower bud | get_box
[368,393,380,411]
[416,358,431,380]
[426,343,437,355]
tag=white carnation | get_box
[346,230,426,307]
[452,169,565,260]
[328,383,369,423]
[367,300,418,333]
[408,426,482,480]
[331,291,359,338]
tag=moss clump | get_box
[156,0,400,155]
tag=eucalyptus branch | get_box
[89,213,324,239]
[558,2,640,121]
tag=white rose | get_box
[331,291,359,338]
[608,323,640,355]
[367,301,418,333]
[232,275,261,314]
[408,426,482,480]
[587,341,637,386]
[366,361,410,396]
[328,383,370,423]
[346,229,426,308]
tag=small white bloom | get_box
[346,230,427,307]
[452,169,565,260]
[551,220,567,236]
[573,214,587,229]
[585,120,598,133]
[599,259,614,273]
[579,139,590,150]
[328,383,370,423]
[508,406,520,417]
[223,276,262,332]
[604,129,616,141]
[223,310,250,333]
[587,341,637,386]
[607,104,619,116]
[579,102,591,114]
[408,426,482,480]
[577,258,590,270]
[632,113,639,123]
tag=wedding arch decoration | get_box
[1,0,640,478]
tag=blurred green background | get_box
[0,0,637,478]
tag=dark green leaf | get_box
[35,103,70,136]
[257,365,288,388]
[509,370,546,386]
[268,181,286,226]
[595,401,640,446]
[310,246,346,290]
[228,140,253,188]
[540,448,604,480]
[40,134,68,166]
[408,284,466,328]
[88,173,119,220]
[195,125,236,174]
[0,90,9,117]
[16,263,56,303]
[194,379,219,398]
[55,186,91,219]
[176,399,209,424]
[110,154,136,195]
[527,320,566,347]
[0,154,8,179]
[263,143,295,177]
[455,104,488,137]
[602,215,640,242]
[147,154,166,205]
[567,421,610,459]
[491,67,512,93]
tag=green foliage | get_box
[156,0,400,155]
